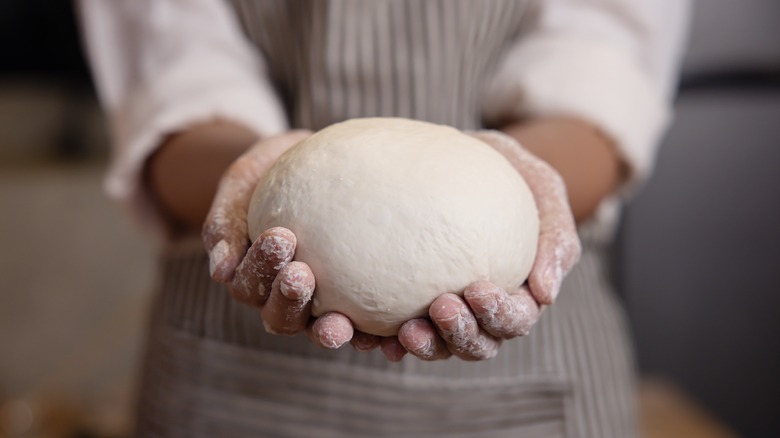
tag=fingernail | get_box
[208,240,229,278]
[262,319,279,335]
[279,280,291,298]
[412,337,435,358]
[434,295,462,322]
[279,269,310,301]
[467,286,491,300]
[317,328,348,349]
[260,233,295,268]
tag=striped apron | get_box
[135,1,638,436]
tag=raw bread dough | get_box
[247,118,539,336]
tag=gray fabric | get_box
[134,2,638,436]
[229,0,530,131]
[135,238,636,437]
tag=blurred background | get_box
[0,1,778,437]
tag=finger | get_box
[528,225,581,305]
[380,337,407,362]
[259,261,315,335]
[398,319,452,361]
[463,281,541,338]
[469,131,581,304]
[350,331,381,352]
[203,152,270,283]
[429,293,501,361]
[229,227,296,307]
[308,312,354,349]
[203,131,311,282]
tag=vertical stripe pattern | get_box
[134,1,638,436]
[230,0,526,131]
[136,237,637,437]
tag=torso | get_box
[229,0,529,130]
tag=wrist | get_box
[500,117,623,223]
[145,120,259,232]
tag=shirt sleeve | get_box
[482,0,692,192]
[78,0,288,230]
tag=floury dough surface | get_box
[247,118,539,336]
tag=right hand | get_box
[202,130,354,347]
[203,130,309,284]
[202,130,401,356]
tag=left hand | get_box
[375,130,582,361]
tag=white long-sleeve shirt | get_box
[78,0,691,236]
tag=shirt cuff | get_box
[105,74,288,236]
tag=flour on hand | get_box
[247,118,539,336]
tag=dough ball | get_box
[247,118,538,336]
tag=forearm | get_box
[145,117,619,231]
[145,120,259,232]
[501,118,624,223]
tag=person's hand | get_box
[390,130,582,361]
[196,128,447,358]
[202,130,355,348]
[203,128,580,363]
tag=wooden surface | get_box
[639,378,737,438]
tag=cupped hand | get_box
[200,129,424,357]
[203,129,580,363]
[394,130,582,361]
[202,130,354,348]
